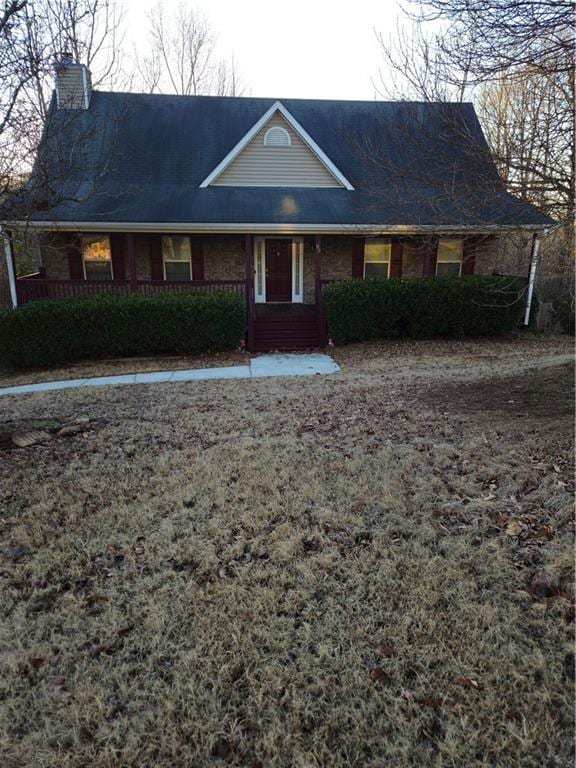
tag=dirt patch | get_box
[423,362,575,422]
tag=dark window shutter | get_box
[191,237,204,280]
[67,234,83,280]
[109,234,126,281]
[422,238,438,276]
[462,237,477,276]
[390,240,403,277]
[149,235,164,280]
[352,238,365,278]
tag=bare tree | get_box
[1,0,125,188]
[214,55,244,98]
[136,1,244,96]
[0,0,127,282]
[477,69,573,220]
[376,0,575,222]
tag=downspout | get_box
[0,225,18,309]
[523,232,540,326]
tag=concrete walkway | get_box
[0,353,341,397]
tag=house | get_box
[1,55,552,351]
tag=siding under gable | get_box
[211,113,343,188]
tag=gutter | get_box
[0,225,17,309]
[4,221,551,235]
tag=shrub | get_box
[552,292,575,334]
[0,292,246,369]
[323,276,526,343]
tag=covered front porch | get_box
[12,232,340,351]
[9,229,498,351]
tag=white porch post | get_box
[523,232,540,326]
[1,227,18,309]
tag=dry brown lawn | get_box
[0,333,574,767]
[0,350,249,388]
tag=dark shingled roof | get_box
[9,92,552,228]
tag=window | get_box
[364,239,391,278]
[264,126,291,147]
[82,236,113,281]
[162,236,192,281]
[436,239,463,276]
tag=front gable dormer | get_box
[200,101,354,189]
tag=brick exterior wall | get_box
[302,236,355,303]
[402,241,424,277]
[40,233,72,279]
[38,232,533,287]
[203,236,244,281]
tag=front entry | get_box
[265,239,292,302]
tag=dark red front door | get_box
[266,239,292,302]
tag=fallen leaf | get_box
[53,676,66,687]
[420,697,443,708]
[527,569,557,599]
[528,526,554,542]
[505,520,524,537]
[83,593,109,608]
[370,666,391,684]
[375,642,395,658]
[29,657,45,669]
[454,676,479,688]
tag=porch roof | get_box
[5,92,552,230]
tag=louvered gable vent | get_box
[264,126,291,146]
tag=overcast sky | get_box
[124,0,402,100]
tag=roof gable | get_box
[200,101,354,190]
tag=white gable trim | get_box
[199,101,355,190]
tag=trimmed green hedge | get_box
[0,292,246,369]
[323,276,526,343]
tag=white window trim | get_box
[363,259,390,279]
[436,239,463,276]
[199,101,354,190]
[254,237,266,303]
[363,239,391,279]
[435,260,462,277]
[291,237,304,303]
[82,236,113,281]
[264,126,291,147]
[162,236,193,281]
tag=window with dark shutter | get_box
[81,235,113,280]
[436,239,463,276]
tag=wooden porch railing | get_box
[15,278,246,305]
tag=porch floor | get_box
[255,304,316,317]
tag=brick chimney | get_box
[54,52,92,109]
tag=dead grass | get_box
[0,349,250,388]
[0,335,573,767]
